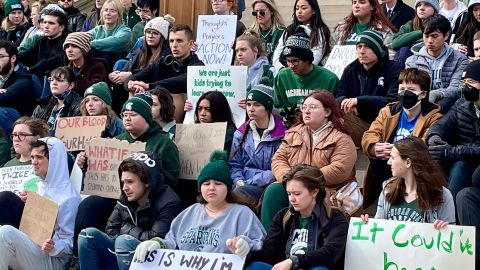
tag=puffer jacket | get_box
[426,99,480,160]
[106,151,182,241]
[271,123,356,192]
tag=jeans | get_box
[0,225,67,269]
[260,183,288,230]
[234,185,265,204]
[78,228,141,270]
[394,46,413,68]
[246,261,329,270]
[456,187,480,268]
[448,160,479,201]
[0,107,21,137]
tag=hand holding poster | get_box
[175,122,227,180]
[324,45,357,79]
[196,15,237,65]
[82,138,146,199]
[55,116,107,151]
[345,217,476,270]
[184,66,247,127]
[130,249,245,270]
[19,192,59,246]
[0,165,34,193]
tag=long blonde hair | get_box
[1,10,28,31]
[249,0,285,33]
[100,0,124,25]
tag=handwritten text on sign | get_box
[130,249,245,270]
[175,123,226,180]
[344,217,476,270]
[19,192,59,246]
[324,45,357,79]
[196,15,237,65]
[0,165,33,193]
[82,138,146,199]
[55,116,107,151]
[184,66,247,127]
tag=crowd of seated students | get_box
[0,0,478,269]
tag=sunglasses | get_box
[252,10,266,17]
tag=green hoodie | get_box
[116,122,180,186]
[392,21,423,50]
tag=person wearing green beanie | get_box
[1,0,32,47]
[117,92,180,187]
[197,150,234,189]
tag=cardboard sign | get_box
[324,45,357,79]
[345,217,476,270]
[0,165,34,193]
[175,123,227,180]
[184,66,247,127]
[55,116,107,151]
[130,249,245,270]
[196,15,237,65]
[19,192,59,246]
[82,138,146,199]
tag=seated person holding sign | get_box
[0,137,81,270]
[78,151,182,270]
[132,151,265,262]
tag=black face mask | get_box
[462,84,480,102]
[399,91,421,110]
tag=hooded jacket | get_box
[450,0,480,57]
[106,151,182,241]
[116,122,180,186]
[0,66,37,116]
[406,43,468,100]
[229,114,287,187]
[336,56,401,124]
[36,137,81,257]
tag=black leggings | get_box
[0,191,25,227]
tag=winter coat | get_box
[106,152,182,241]
[426,99,480,160]
[336,56,401,124]
[272,124,356,192]
[0,67,37,116]
[382,0,415,31]
[83,8,100,31]
[0,22,32,47]
[248,204,348,270]
[229,114,286,187]
[406,43,468,100]
[103,117,124,138]
[121,41,171,74]
[127,53,204,92]
[450,0,480,57]
[70,57,107,96]
[65,7,86,33]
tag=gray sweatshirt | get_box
[163,203,266,253]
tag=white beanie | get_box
[144,17,170,39]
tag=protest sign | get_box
[184,66,247,127]
[0,165,34,193]
[130,249,245,270]
[196,15,237,65]
[55,116,107,151]
[345,217,476,270]
[19,192,59,246]
[324,45,357,79]
[175,122,227,180]
[82,138,146,199]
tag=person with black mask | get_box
[361,68,442,211]
[427,60,480,203]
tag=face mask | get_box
[53,90,71,101]
[462,84,480,102]
[399,91,421,110]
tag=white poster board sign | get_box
[184,66,247,127]
[324,45,357,79]
[130,249,245,270]
[0,165,34,193]
[196,15,237,65]
[345,217,476,270]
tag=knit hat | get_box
[64,32,93,56]
[144,17,170,39]
[122,92,154,125]
[39,4,65,21]
[415,0,440,13]
[197,151,233,190]
[462,60,480,82]
[357,30,387,59]
[247,77,274,112]
[5,0,23,15]
[280,32,314,66]
[84,82,112,106]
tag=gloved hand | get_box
[429,90,442,103]
[226,238,250,258]
[428,144,458,162]
[427,135,446,146]
[133,239,162,262]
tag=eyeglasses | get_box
[135,8,151,15]
[48,77,67,83]
[11,133,35,141]
[286,58,301,66]
[300,104,322,112]
[252,10,266,16]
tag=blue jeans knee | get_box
[114,234,141,270]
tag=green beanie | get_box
[84,82,112,106]
[247,76,274,112]
[357,30,387,59]
[5,0,23,15]
[197,151,233,190]
[122,92,154,125]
